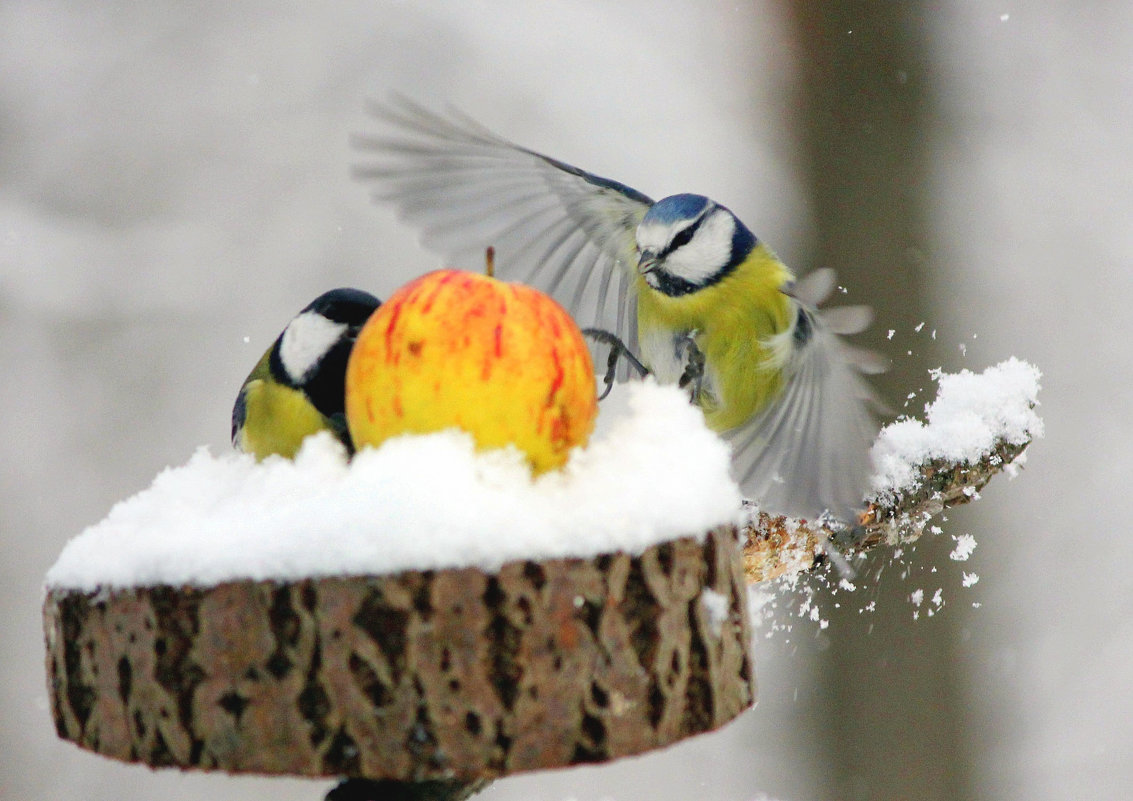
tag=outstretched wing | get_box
[353,96,654,348]
[726,288,882,523]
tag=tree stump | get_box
[43,525,755,782]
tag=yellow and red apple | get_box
[345,269,597,473]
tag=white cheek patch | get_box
[636,221,674,255]
[663,211,735,285]
[279,311,347,384]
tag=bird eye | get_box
[669,224,697,252]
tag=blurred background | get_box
[2,2,1130,799]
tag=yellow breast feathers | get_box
[635,243,795,431]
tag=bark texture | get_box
[44,526,754,781]
[741,439,1030,583]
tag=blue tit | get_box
[353,98,880,521]
[232,288,381,460]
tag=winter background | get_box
[2,3,1129,800]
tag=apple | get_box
[345,269,598,473]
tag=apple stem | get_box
[484,246,495,278]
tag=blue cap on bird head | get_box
[642,193,713,225]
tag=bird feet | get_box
[676,334,706,405]
[582,328,650,400]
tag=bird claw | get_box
[582,328,649,400]
[676,335,706,404]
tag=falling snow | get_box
[950,534,978,561]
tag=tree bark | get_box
[741,440,1029,583]
[43,526,754,782]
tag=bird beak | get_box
[637,250,659,275]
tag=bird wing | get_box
[353,96,654,349]
[725,298,881,523]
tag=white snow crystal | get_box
[46,381,742,590]
[746,585,777,633]
[950,534,978,561]
[700,588,731,637]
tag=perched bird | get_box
[353,98,880,521]
[232,288,381,460]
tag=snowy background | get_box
[2,2,1130,800]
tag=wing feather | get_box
[727,301,879,522]
[354,96,653,340]
[357,97,879,521]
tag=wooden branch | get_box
[741,438,1031,583]
[43,527,755,784]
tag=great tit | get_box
[354,98,880,521]
[232,288,381,460]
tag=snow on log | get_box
[40,359,1041,789]
[42,382,752,784]
[742,358,1043,582]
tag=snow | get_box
[950,533,979,561]
[46,356,1043,592]
[870,357,1043,500]
[700,588,731,636]
[45,380,742,591]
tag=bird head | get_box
[272,288,381,389]
[634,194,756,297]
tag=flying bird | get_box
[353,98,880,522]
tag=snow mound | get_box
[870,357,1043,499]
[46,381,742,590]
[47,358,1043,592]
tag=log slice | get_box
[44,525,754,781]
